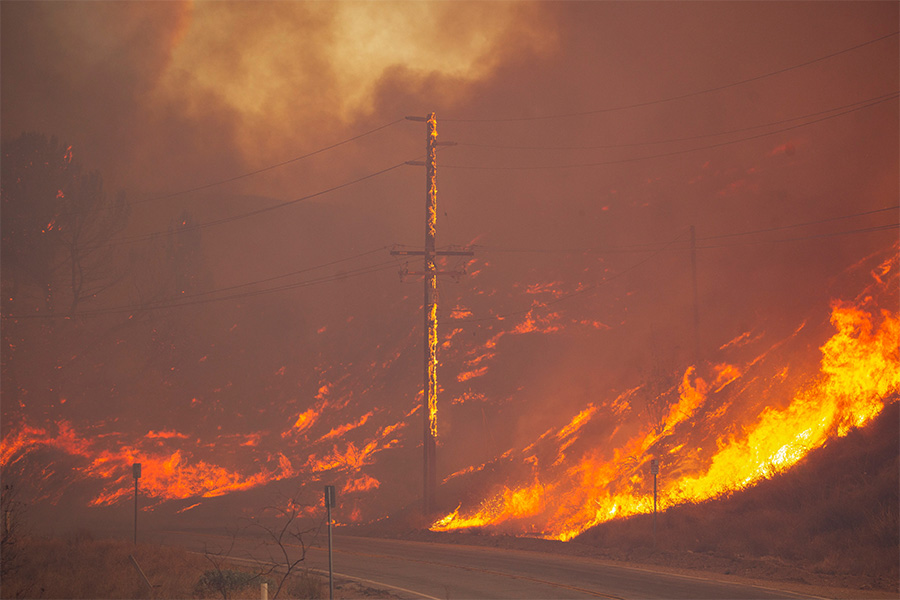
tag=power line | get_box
[456,231,691,324]
[3,255,409,319]
[443,93,898,171]
[444,31,899,123]
[167,247,389,300]
[472,205,900,255]
[7,216,894,322]
[94,161,412,249]
[53,118,406,218]
[451,218,898,325]
[698,222,899,250]
[454,93,899,151]
[701,206,899,241]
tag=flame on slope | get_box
[343,473,381,493]
[322,411,374,440]
[432,283,899,541]
[0,422,297,506]
[1,409,407,507]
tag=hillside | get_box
[572,398,899,591]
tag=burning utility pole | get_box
[393,113,473,515]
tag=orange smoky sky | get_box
[2,1,554,196]
[1,1,897,534]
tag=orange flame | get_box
[432,285,899,541]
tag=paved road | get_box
[160,530,819,599]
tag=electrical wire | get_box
[444,31,899,123]
[3,255,409,319]
[168,246,390,300]
[701,206,899,241]
[443,93,898,170]
[697,222,899,250]
[52,118,407,218]
[452,218,898,325]
[454,93,899,151]
[472,205,900,255]
[93,160,413,249]
[6,218,895,321]
[456,231,691,324]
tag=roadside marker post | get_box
[132,463,141,545]
[324,485,336,600]
[650,459,659,542]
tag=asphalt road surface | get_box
[161,530,822,599]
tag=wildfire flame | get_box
[432,262,899,541]
[1,234,896,538]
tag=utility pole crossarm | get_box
[390,249,475,257]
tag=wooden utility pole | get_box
[393,113,472,516]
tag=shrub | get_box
[285,570,325,599]
[193,569,270,599]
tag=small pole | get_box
[650,459,659,543]
[324,485,335,600]
[128,554,153,592]
[132,463,141,545]
[260,582,268,600]
[653,473,658,537]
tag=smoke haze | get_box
[2,1,897,535]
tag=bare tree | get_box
[1,132,130,315]
[1,480,31,598]
[642,354,679,436]
[199,493,321,600]
[249,496,318,599]
[2,133,132,417]
[197,530,248,600]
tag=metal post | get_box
[261,582,268,600]
[653,472,658,539]
[327,501,333,600]
[132,463,141,545]
[423,112,438,516]
[325,485,335,600]
[650,459,659,542]
[128,554,153,592]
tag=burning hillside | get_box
[2,237,897,536]
[1,2,897,545]
[430,249,899,540]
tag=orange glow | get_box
[2,422,297,506]
[305,440,379,473]
[287,407,320,436]
[556,405,597,440]
[342,474,381,493]
[512,310,560,335]
[712,363,741,392]
[322,411,373,440]
[457,366,489,382]
[146,430,189,439]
